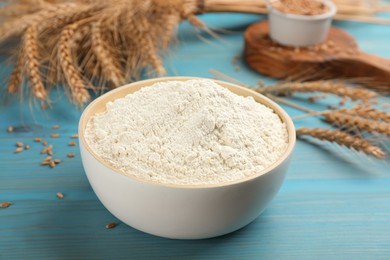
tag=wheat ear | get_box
[7,51,25,94]
[58,20,90,105]
[324,111,390,136]
[337,107,390,123]
[138,16,165,76]
[91,19,125,87]
[297,127,387,159]
[120,3,165,77]
[262,81,377,101]
[24,25,48,101]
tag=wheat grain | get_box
[324,111,390,136]
[263,81,377,100]
[67,152,75,158]
[15,147,24,153]
[56,192,64,199]
[297,127,386,159]
[105,222,117,229]
[0,202,12,208]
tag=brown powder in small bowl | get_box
[272,0,329,15]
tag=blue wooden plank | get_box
[1,13,390,260]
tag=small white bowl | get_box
[78,77,296,239]
[267,0,337,47]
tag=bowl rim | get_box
[78,76,296,189]
[267,0,337,21]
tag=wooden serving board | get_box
[244,21,390,93]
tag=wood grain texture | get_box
[1,13,390,259]
[244,21,390,93]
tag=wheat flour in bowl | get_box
[85,79,289,186]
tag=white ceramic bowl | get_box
[267,0,337,47]
[78,77,296,239]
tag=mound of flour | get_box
[85,79,288,185]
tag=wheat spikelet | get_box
[58,20,90,105]
[23,25,47,101]
[324,111,390,136]
[297,127,387,159]
[338,107,390,123]
[91,19,125,87]
[262,81,377,100]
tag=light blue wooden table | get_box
[1,13,390,259]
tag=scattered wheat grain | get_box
[49,160,56,168]
[1,202,12,208]
[15,147,24,153]
[56,192,64,199]
[54,159,61,164]
[105,222,117,229]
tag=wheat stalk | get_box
[58,20,91,105]
[297,127,386,159]
[324,111,390,136]
[261,81,377,101]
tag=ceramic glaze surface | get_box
[78,77,296,239]
[268,0,337,47]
